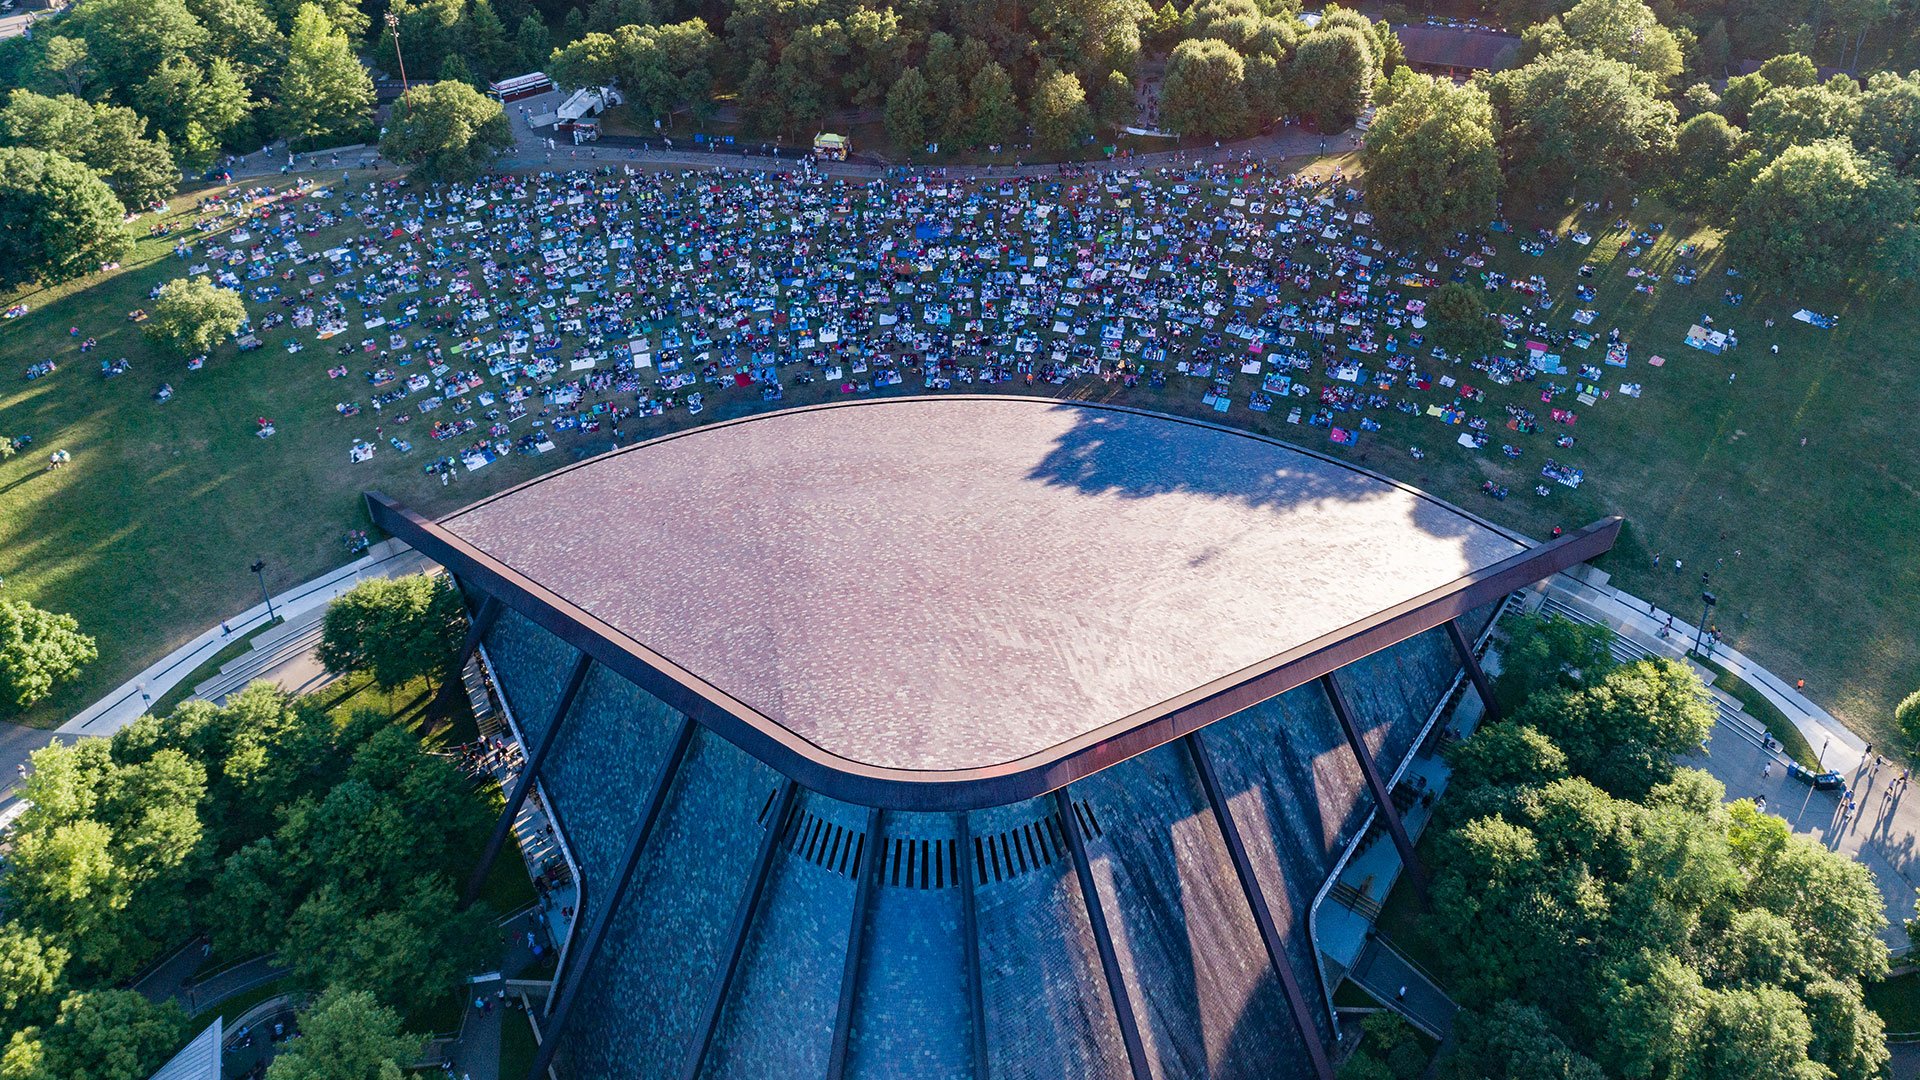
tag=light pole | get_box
[386,11,409,94]
[250,560,277,623]
[1797,735,1832,827]
[1692,584,1716,661]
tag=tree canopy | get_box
[1728,138,1920,290]
[146,277,248,358]
[379,81,512,181]
[0,598,99,712]
[316,574,467,691]
[264,988,421,1080]
[1486,50,1678,199]
[1161,37,1250,139]
[1362,74,1500,244]
[278,3,374,148]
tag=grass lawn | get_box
[499,1007,540,1080]
[2,161,1916,755]
[203,975,301,1025]
[1866,971,1920,1036]
[1697,655,1822,768]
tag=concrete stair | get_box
[193,608,328,702]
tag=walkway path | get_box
[0,540,430,806]
[1348,935,1457,1040]
[1541,573,1916,946]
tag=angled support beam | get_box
[825,806,884,1080]
[465,650,594,907]
[957,814,991,1080]
[461,592,503,664]
[1184,734,1335,1080]
[678,779,798,1080]
[1444,617,1500,723]
[1319,674,1427,906]
[1054,788,1152,1080]
[526,715,695,1080]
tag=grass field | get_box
[1,158,1916,753]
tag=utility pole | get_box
[250,560,277,623]
[386,11,409,94]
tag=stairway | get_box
[192,609,329,702]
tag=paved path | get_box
[1544,575,1917,947]
[1348,935,1457,1040]
[1,541,429,807]
[1890,1041,1920,1080]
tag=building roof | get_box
[433,399,1524,772]
[148,1019,221,1080]
[1394,24,1523,71]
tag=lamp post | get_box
[250,560,277,623]
[1692,586,1716,661]
[386,11,408,94]
[1797,735,1832,827]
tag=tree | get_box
[1361,74,1498,243]
[1698,19,1731,75]
[1290,25,1376,131]
[464,0,512,79]
[0,924,68,1031]
[1428,282,1501,358]
[1338,1011,1426,1078]
[0,91,177,209]
[282,879,495,1011]
[1854,70,1920,175]
[61,0,209,100]
[1555,0,1684,85]
[1030,68,1094,151]
[1757,52,1820,88]
[379,81,511,180]
[1161,38,1249,139]
[146,277,247,358]
[0,990,187,1080]
[1486,50,1676,198]
[33,37,96,97]
[513,15,551,74]
[1802,978,1891,1080]
[1514,659,1716,798]
[884,67,934,151]
[0,598,99,712]
[1030,0,1150,85]
[264,988,422,1080]
[1492,613,1615,714]
[316,574,466,691]
[138,58,255,168]
[1729,138,1920,290]
[546,31,619,92]
[1095,69,1135,131]
[0,149,132,288]
[1442,1001,1605,1080]
[607,20,720,128]
[1748,84,1863,158]
[1445,721,1569,796]
[967,63,1021,148]
[1896,689,1920,745]
[278,3,375,148]
[1670,112,1743,211]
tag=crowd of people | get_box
[39,155,1758,501]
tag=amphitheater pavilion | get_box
[367,396,1619,1080]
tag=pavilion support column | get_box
[1319,674,1428,907]
[957,814,991,1080]
[464,650,593,907]
[525,716,695,1080]
[825,806,885,1080]
[677,779,798,1080]
[1184,734,1335,1080]
[1054,788,1152,1080]
[1444,617,1500,723]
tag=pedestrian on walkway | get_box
[1762,761,1771,780]
[1397,985,1408,1002]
